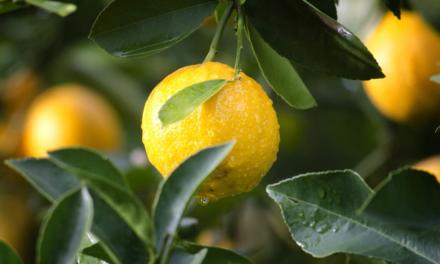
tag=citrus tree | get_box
[1,0,440,264]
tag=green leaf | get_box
[48,148,152,246]
[360,169,440,229]
[25,0,77,17]
[6,155,150,264]
[153,142,234,252]
[159,79,228,126]
[38,188,93,264]
[267,170,440,263]
[347,255,387,264]
[170,248,208,264]
[90,0,217,57]
[245,0,384,80]
[5,158,80,202]
[47,148,128,188]
[89,192,149,264]
[304,0,337,19]
[0,2,24,14]
[82,242,117,264]
[78,254,105,264]
[431,75,440,84]
[0,241,23,264]
[246,24,316,109]
[384,0,401,19]
[174,241,253,264]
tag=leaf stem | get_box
[233,0,244,79]
[203,1,234,63]
[158,235,173,264]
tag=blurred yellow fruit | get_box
[0,189,32,257]
[0,70,40,157]
[363,11,440,122]
[142,62,279,202]
[414,155,440,183]
[22,84,122,157]
[197,230,235,249]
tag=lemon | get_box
[414,155,440,183]
[0,188,32,257]
[142,62,279,202]
[363,11,440,122]
[22,84,122,157]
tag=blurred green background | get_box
[0,0,439,263]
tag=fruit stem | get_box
[203,1,234,63]
[233,0,244,79]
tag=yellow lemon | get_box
[363,11,440,122]
[142,62,279,202]
[22,84,122,157]
[414,155,440,183]
[0,188,32,257]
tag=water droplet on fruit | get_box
[199,196,210,206]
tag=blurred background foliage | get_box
[0,0,439,263]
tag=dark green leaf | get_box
[5,158,80,202]
[245,0,384,80]
[25,0,77,17]
[38,188,93,264]
[170,248,208,264]
[304,0,337,19]
[82,242,116,264]
[78,254,104,264]
[432,75,440,84]
[267,170,440,263]
[408,0,440,31]
[0,241,23,264]
[153,142,234,252]
[384,0,401,19]
[175,241,253,264]
[159,79,228,126]
[48,149,152,245]
[47,148,128,188]
[360,169,440,229]
[6,154,150,264]
[347,255,387,264]
[90,0,217,57]
[247,24,316,109]
[90,193,150,264]
[0,2,24,14]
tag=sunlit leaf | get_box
[247,24,316,109]
[159,79,228,126]
[25,0,76,17]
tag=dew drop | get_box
[199,197,210,206]
[331,227,339,233]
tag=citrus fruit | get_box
[0,188,32,257]
[363,11,440,122]
[414,155,440,183]
[142,62,279,202]
[0,70,39,157]
[22,84,122,157]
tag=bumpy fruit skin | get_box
[142,62,279,201]
[414,155,440,183]
[22,84,122,157]
[363,11,440,122]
